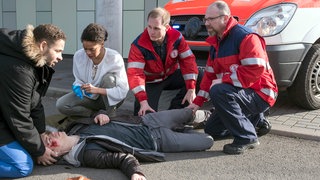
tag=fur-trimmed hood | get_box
[0,24,46,67]
[22,25,47,67]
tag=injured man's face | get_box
[41,131,72,156]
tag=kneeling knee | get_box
[19,167,33,177]
[101,73,116,88]
[13,161,33,178]
[209,84,227,98]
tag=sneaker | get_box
[256,119,272,136]
[223,140,260,154]
[192,109,212,129]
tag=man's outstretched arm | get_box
[82,149,146,180]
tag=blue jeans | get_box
[0,141,33,178]
[204,83,270,145]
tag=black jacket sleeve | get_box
[82,149,145,179]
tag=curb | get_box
[271,124,320,141]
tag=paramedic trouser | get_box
[134,69,188,116]
[142,108,213,152]
[204,83,270,145]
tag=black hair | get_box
[81,23,108,42]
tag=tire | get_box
[288,44,320,110]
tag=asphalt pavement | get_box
[5,54,320,180]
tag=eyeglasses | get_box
[203,15,225,23]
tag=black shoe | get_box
[256,119,272,137]
[223,140,260,154]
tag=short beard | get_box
[206,26,217,37]
[208,31,216,37]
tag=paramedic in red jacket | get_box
[127,7,199,116]
[188,1,278,154]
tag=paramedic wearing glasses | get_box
[188,1,278,155]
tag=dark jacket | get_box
[61,117,165,178]
[0,25,54,157]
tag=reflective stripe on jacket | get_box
[193,17,278,107]
[127,27,198,102]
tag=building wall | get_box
[96,0,122,55]
[122,0,145,58]
[0,0,169,57]
[122,0,168,58]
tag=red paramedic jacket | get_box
[127,27,198,102]
[193,17,278,107]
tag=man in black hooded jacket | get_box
[0,24,66,178]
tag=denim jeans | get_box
[0,141,33,178]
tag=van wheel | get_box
[288,44,320,110]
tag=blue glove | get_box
[84,90,92,97]
[72,85,83,100]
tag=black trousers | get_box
[134,69,188,115]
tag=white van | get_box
[165,0,320,109]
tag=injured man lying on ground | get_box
[42,108,214,180]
